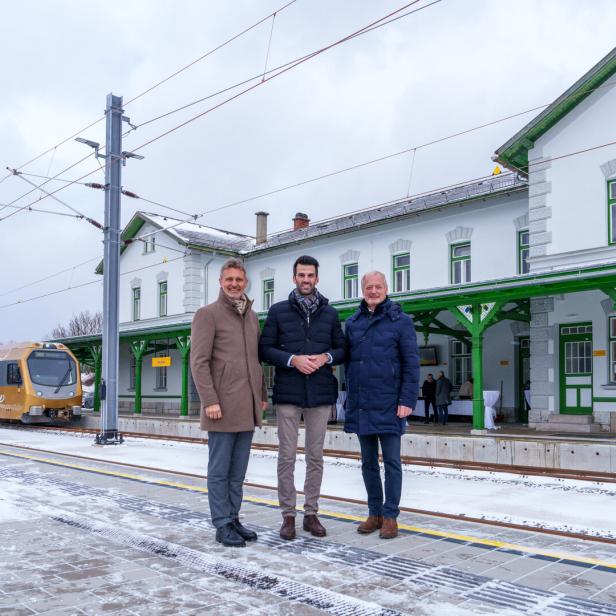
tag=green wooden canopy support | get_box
[601,287,616,310]
[129,340,149,415]
[450,302,505,430]
[175,335,191,417]
[89,345,102,413]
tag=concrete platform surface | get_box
[1,445,616,615]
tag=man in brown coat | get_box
[191,258,268,547]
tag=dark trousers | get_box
[207,431,253,529]
[437,404,449,425]
[358,433,402,519]
[423,398,436,421]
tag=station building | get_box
[61,46,616,433]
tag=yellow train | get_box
[0,342,83,423]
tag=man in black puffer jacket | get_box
[260,255,346,541]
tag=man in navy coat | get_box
[260,255,346,540]
[344,271,419,539]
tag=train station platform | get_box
[1,439,616,616]
[80,413,616,475]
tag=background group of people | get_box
[420,372,473,425]
[191,255,419,547]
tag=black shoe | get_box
[216,522,246,547]
[423,420,429,424]
[233,519,257,541]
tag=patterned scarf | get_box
[293,287,321,319]
[230,295,248,315]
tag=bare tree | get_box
[50,310,103,339]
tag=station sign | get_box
[152,356,172,367]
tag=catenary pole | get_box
[98,93,124,445]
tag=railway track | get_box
[0,436,614,547]
[11,423,616,484]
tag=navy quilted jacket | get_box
[344,298,420,436]
[259,291,346,407]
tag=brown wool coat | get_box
[190,290,267,432]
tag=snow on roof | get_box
[141,213,255,252]
[135,174,527,256]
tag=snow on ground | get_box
[0,427,614,538]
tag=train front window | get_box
[27,351,77,388]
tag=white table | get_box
[448,399,473,416]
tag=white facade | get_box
[92,47,616,430]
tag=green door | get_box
[517,336,530,423]
[559,323,593,415]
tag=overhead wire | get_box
[0,0,298,188]
[0,0,438,224]
[0,254,187,311]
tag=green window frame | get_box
[128,353,136,390]
[609,316,616,384]
[518,230,530,274]
[450,242,471,284]
[343,263,359,299]
[155,351,168,390]
[263,279,274,310]
[609,180,616,244]
[450,339,472,387]
[158,281,168,317]
[132,287,141,321]
[392,253,410,293]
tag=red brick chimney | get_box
[293,212,310,231]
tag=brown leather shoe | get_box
[280,516,296,540]
[302,514,326,537]
[379,517,398,539]
[357,515,383,534]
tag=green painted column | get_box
[176,336,191,417]
[471,331,484,430]
[90,345,102,413]
[130,340,147,415]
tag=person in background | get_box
[190,258,268,548]
[344,271,419,540]
[458,376,473,400]
[435,370,453,426]
[421,373,437,424]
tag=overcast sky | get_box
[1,0,615,342]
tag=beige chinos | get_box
[276,403,331,517]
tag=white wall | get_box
[245,192,528,311]
[119,223,186,322]
[530,76,616,260]
[548,290,614,422]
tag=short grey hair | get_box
[219,258,247,278]
[361,270,387,289]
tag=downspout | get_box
[203,251,217,305]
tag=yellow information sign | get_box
[593,349,607,357]
[152,356,171,367]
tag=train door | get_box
[0,360,25,419]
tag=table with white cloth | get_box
[448,399,473,416]
[483,390,500,429]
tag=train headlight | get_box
[69,391,75,397]
[37,391,43,397]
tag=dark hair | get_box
[293,255,319,276]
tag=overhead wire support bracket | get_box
[7,167,103,229]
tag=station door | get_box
[559,323,593,415]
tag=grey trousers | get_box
[276,404,330,517]
[207,430,253,529]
